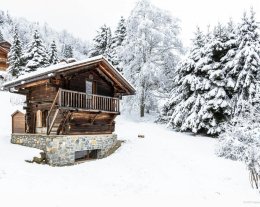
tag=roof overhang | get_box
[3,56,135,95]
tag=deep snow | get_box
[0,91,259,207]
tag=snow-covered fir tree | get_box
[162,9,260,135]
[121,0,183,117]
[199,23,232,134]
[112,17,126,48]
[225,10,260,117]
[63,44,73,58]
[49,40,59,64]
[161,24,233,135]
[109,16,127,71]
[89,25,112,58]
[0,11,4,25]
[23,30,49,73]
[0,30,3,42]
[160,27,207,132]
[8,27,24,77]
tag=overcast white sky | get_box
[1,0,260,46]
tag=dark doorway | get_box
[75,150,99,162]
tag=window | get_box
[86,80,93,94]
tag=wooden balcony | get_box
[58,88,120,113]
[46,88,120,135]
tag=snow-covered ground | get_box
[0,91,259,207]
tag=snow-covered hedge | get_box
[216,109,260,189]
[216,118,260,161]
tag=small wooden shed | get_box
[11,110,25,133]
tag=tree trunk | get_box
[140,104,145,117]
[140,87,145,117]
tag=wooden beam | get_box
[58,110,72,135]
[59,106,120,114]
[98,63,131,94]
[95,68,115,86]
[16,79,49,89]
[91,113,100,125]
[29,100,53,104]
[10,89,29,95]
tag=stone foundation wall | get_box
[11,133,117,166]
[11,134,47,150]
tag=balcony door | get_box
[86,80,93,95]
[85,80,96,109]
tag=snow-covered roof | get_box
[0,41,11,53]
[3,55,135,95]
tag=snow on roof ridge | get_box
[3,55,104,87]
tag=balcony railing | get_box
[59,88,120,113]
[46,88,120,135]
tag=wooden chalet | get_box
[0,41,11,71]
[4,56,135,136]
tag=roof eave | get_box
[3,57,104,89]
[4,55,136,96]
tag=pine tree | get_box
[162,9,260,135]
[198,24,231,134]
[8,27,24,77]
[161,24,232,135]
[49,40,59,64]
[63,44,73,58]
[0,30,3,42]
[0,11,4,25]
[161,27,207,131]
[89,25,112,57]
[109,17,127,71]
[113,16,126,47]
[225,9,260,116]
[221,19,238,108]
[23,30,49,72]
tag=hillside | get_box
[0,10,90,60]
[0,91,259,207]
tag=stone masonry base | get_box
[11,133,117,166]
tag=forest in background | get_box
[0,10,90,61]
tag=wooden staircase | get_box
[46,89,71,135]
[47,109,72,135]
